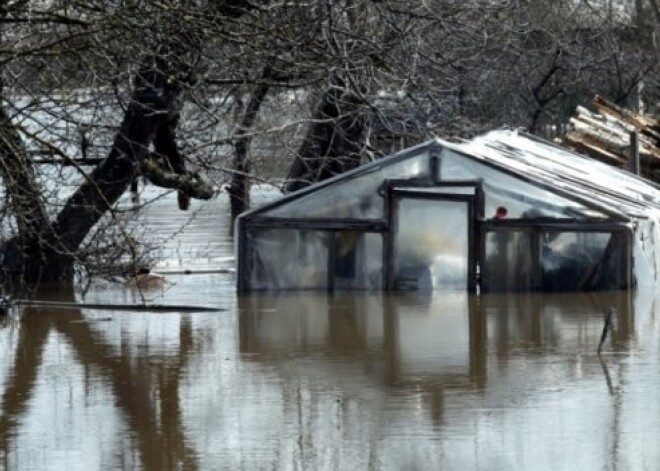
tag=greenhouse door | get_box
[386,188,477,292]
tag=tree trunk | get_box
[2,53,193,284]
[53,81,173,252]
[0,105,61,286]
[284,87,366,193]
[0,5,58,286]
[228,66,272,227]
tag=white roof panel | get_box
[441,129,660,219]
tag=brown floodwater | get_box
[1,189,660,470]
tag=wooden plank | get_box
[563,132,627,164]
[570,110,660,161]
[592,95,660,140]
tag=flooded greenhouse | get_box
[237,129,660,293]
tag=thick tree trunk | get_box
[2,54,192,285]
[284,87,366,193]
[228,66,272,227]
[0,106,61,285]
[0,109,49,237]
[52,83,173,253]
[0,4,67,286]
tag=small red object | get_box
[495,206,508,219]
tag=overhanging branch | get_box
[141,157,214,200]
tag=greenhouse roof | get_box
[243,129,660,222]
[447,129,660,220]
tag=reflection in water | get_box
[0,287,200,470]
[0,284,654,470]
[233,289,642,470]
[0,190,658,470]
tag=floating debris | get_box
[11,299,224,313]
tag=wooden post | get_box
[628,131,640,175]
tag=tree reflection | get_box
[0,306,51,458]
[0,287,198,470]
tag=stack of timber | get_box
[557,95,660,181]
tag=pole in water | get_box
[597,308,615,354]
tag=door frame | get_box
[384,182,481,292]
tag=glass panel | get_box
[394,198,469,290]
[246,229,329,289]
[483,231,535,292]
[540,231,627,291]
[440,149,608,219]
[266,153,429,219]
[333,232,383,290]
